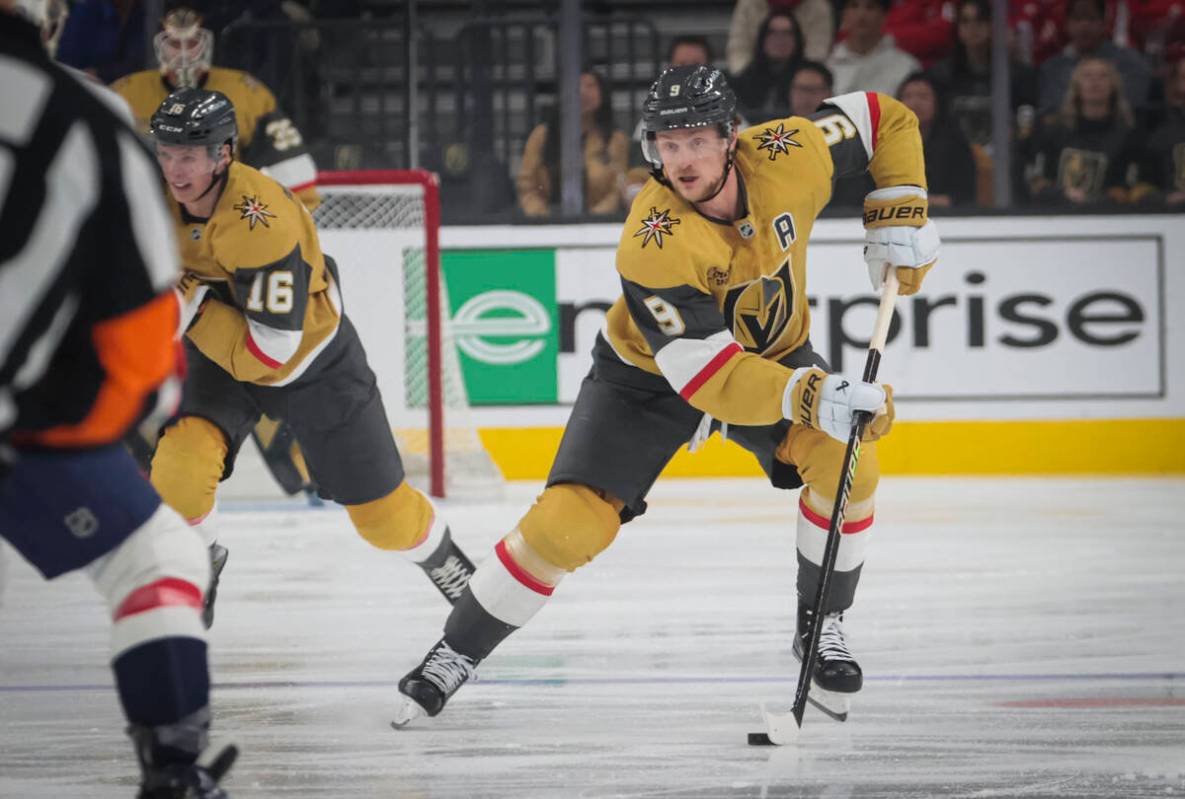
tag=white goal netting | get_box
[312,171,504,500]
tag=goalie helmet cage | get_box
[314,169,503,500]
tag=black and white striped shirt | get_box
[0,12,179,445]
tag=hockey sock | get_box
[795,492,873,613]
[445,531,562,660]
[88,505,212,764]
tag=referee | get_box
[0,3,236,796]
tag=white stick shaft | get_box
[869,269,899,352]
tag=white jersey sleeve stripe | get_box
[244,316,302,368]
[653,330,742,398]
[822,91,881,161]
[260,153,317,193]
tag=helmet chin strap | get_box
[193,164,228,203]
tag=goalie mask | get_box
[640,65,738,201]
[154,7,214,88]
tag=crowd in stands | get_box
[53,0,1185,216]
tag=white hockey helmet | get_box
[153,7,214,88]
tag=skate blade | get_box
[390,696,428,729]
[805,683,850,722]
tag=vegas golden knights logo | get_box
[1057,148,1107,198]
[723,259,793,353]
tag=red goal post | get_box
[314,170,478,499]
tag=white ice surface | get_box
[1,476,1183,798]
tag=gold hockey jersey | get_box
[112,66,320,209]
[171,161,340,386]
[606,91,927,426]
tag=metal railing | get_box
[218,14,659,219]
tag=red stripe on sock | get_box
[494,540,554,596]
[114,578,203,621]
[799,497,873,534]
[679,343,742,401]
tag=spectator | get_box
[54,0,145,83]
[898,72,978,205]
[885,0,956,67]
[1013,0,1070,66]
[667,33,714,67]
[1038,0,1152,112]
[518,69,629,217]
[1125,0,1185,65]
[1027,56,1152,203]
[733,11,805,119]
[788,59,834,115]
[828,0,922,95]
[728,0,835,68]
[1145,57,1185,204]
[928,0,1038,146]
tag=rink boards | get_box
[322,212,1184,481]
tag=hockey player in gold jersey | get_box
[112,7,319,211]
[393,65,939,726]
[147,87,475,629]
[115,7,319,499]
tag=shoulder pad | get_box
[618,184,703,290]
[212,163,304,267]
[739,117,821,165]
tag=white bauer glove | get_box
[781,367,895,443]
[863,186,940,296]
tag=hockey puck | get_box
[747,732,775,746]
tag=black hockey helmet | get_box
[641,65,736,134]
[150,87,237,154]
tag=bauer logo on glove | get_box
[782,367,895,443]
[863,185,940,296]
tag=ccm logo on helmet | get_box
[863,206,926,224]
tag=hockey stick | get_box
[758,268,899,745]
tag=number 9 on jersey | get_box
[642,295,686,336]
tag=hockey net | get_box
[314,170,503,499]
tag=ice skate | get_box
[130,722,238,798]
[420,533,474,604]
[792,604,862,721]
[391,639,477,728]
[202,544,228,629]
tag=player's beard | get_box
[668,163,728,205]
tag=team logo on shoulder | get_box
[754,123,803,161]
[633,206,681,249]
[233,195,276,230]
[722,258,794,353]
